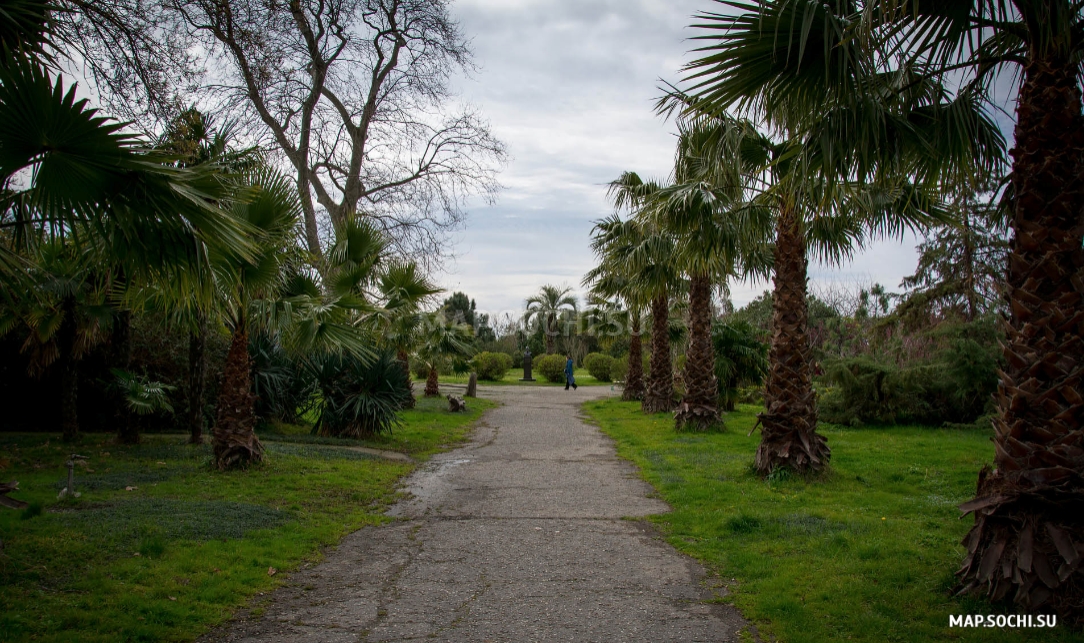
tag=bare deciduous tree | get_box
[166,0,507,260]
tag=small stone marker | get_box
[466,372,478,397]
[447,395,467,412]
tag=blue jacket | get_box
[564,358,574,377]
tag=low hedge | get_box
[583,353,614,382]
[473,352,513,380]
[533,354,568,383]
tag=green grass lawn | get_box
[415,371,614,387]
[583,398,1084,643]
[0,396,496,643]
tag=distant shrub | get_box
[610,357,628,383]
[583,353,614,381]
[473,352,513,380]
[533,354,567,383]
[608,352,649,383]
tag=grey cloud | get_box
[439,0,936,314]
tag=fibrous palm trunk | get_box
[544,313,556,355]
[397,348,416,408]
[755,204,828,475]
[425,366,440,397]
[675,272,719,430]
[642,293,674,413]
[113,310,139,444]
[187,314,207,445]
[954,49,1084,621]
[622,313,645,401]
[58,296,79,442]
[212,316,263,469]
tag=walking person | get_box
[564,354,577,391]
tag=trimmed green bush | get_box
[610,357,628,383]
[473,351,513,380]
[533,354,567,383]
[608,352,648,383]
[583,353,614,382]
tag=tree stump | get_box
[447,395,467,412]
[466,372,478,397]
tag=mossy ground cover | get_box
[0,396,495,643]
[583,398,1084,643]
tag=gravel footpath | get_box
[200,385,747,642]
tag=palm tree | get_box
[861,0,1084,617]
[416,313,474,397]
[2,239,109,441]
[523,285,578,355]
[1,3,255,443]
[665,0,1001,474]
[649,117,770,430]
[209,168,301,469]
[376,260,441,408]
[155,108,258,444]
[605,174,685,413]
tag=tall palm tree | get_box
[155,108,258,445]
[523,285,578,355]
[209,168,301,469]
[864,0,1084,617]
[665,0,1001,474]
[650,117,771,430]
[606,174,685,413]
[208,169,379,468]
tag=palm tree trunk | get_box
[755,203,829,476]
[212,313,263,469]
[544,313,556,354]
[622,312,645,401]
[425,365,440,397]
[187,313,207,445]
[675,272,719,430]
[58,296,79,442]
[112,310,139,445]
[642,293,674,413]
[954,48,1084,619]
[397,348,416,408]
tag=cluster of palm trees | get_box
[585,0,1084,618]
[0,1,449,469]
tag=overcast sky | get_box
[435,0,985,316]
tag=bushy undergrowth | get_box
[818,319,1000,426]
[250,332,316,424]
[533,354,567,383]
[583,352,614,381]
[311,350,414,437]
[472,351,513,380]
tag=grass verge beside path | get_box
[583,398,1084,643]
[0,396,496,643]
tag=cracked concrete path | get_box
[200,385,747,642]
